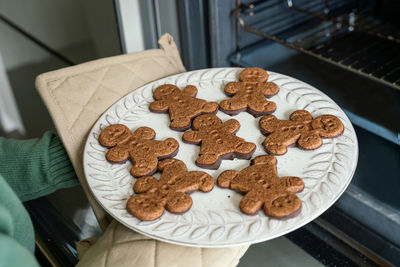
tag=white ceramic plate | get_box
[83,68,358,247]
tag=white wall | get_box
[0,52,24,134]
[115,0,181,54]
[115,0,144,53]
[156,0,180,51]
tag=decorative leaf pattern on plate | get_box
[172,224,192,237]
[136,209,265,241]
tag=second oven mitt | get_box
[35,33,249,267]
[76,220,248,267]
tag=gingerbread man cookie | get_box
[98,124,179,177]
[126,158,215,221]
[219,67,279,117]
[218,155,304,218]
[182,114,256,169]
[149,84,219,131]
[259,110,344,155]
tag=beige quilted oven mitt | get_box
[76,220,248,267]
[36,33,249,267]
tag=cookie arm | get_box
[224,82,241,95]
[166,192,192,213]
[170,116,192,131]
[196,154,220,168]
[251,155,277,166]
[195,172,215,192]
[182,131,202,144]
[223,119,240,134]
[158,158,186,184]
[133,176,159,193]
[240,189,264,215]
[201,101,219,113]
[182,85,197,97]
[235,141,256,157]
[130,156,158,177]
[217,170,239,188]
[263,137,288,155]
[297,131,323,150]
[279,177,304,193]
[259,82,279,97]
[259,115,279,134]
[156,138,179,157]
[106,146,129,163]
[176,171,214,192]
[149,100,169,113]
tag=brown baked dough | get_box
[182,114,256,169]
[259,110,344,155]
[149,84,219,131]
[219,67,279,117]
[126,158,215,221]
[98,124,179,177]
[218,155,304,218]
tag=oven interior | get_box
[225,0,400,264]
[235,0,400,92]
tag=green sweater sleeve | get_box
[0,174,36,254]
[0,132,79,201]
[0,233,40,267]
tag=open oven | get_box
[176,0,400,265]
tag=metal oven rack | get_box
[235,0,400,91]
[231,0,400,146]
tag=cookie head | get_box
[99,124,131,147]
[264,193,301,218]
[192,114,222,129]
[132,126,156,140]
[126,192,165,221]
[311,115,344,137]
[153,84,180,100]
[239,67,269,82]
